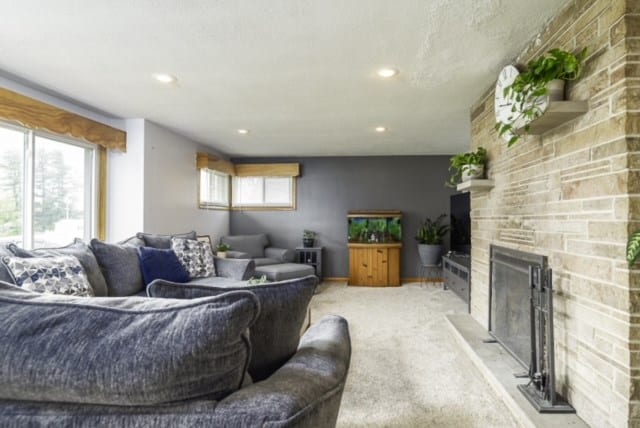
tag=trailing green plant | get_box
[216,243,231,252]
[415,214,450,245]
[446,147,488,187]
[496,47,587,147]
[627,230,640,267]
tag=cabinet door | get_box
[387,247,401,286]
[371,248,388,286]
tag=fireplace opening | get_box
[488,245,574,413]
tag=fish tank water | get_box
[347,211,402,244]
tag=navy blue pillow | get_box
[137,247,190,286]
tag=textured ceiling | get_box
[0,0,569,156]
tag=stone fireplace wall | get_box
[469,1,639,426]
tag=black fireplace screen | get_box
[489,245,548,368]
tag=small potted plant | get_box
[216,243,231,258]
[446,147,488,187]
[496,47,587,147]
[303,230,316,248]
[415,214,450,265]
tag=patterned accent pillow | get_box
[1,255,94,297]
[171,238,216,278]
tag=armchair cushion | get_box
[264,247,295,263]
[220,234,269,259]
[225,250,251,259]
[214,257,255,281]
[148,275,318,381]
[0,281,259,406]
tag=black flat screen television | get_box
[450,193,471,254]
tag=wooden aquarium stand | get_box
[348,243,401,287]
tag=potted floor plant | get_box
[446,147,488,187]
[216,243,231,258]
[496,47,587,147]
[415,214,450,266]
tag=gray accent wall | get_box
[230,156,456,279]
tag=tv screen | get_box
[450,193,470,254]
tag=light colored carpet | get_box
[310,282,520,428]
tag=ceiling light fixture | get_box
[237,129,249,135]
[375,126,387,133]
[377,68,398,78]
[152,73,177,84]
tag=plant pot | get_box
[417,244,443,266]
[461,164,484,182]
[217,251,227,259]
[547,79,565,101]
[303,238,315,248]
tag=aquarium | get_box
[347,211,402,244]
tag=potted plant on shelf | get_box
[415,214,450,266]
[216,243,231,258]
[446,146,488,187]
[303,230,316,248]
[496,47,587,147]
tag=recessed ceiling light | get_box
[377,68,398,78]
[237,129,249,135]
[375,126,387,132]
[152,73,177,84]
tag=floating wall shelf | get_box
[456,179,494,193]
[518,100,588,135]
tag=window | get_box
[0,122,98,248]
[232,176,295,208]
[199,168,229,208]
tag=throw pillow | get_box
[137,247,190,286]
[137,231,197,249]
[0,246,15,285]
[90,239,144,297]
[171,237,216,278]
[148,274,318,381]
[7,239,109,297]
[0,281,259,405]
[1,255,94,297]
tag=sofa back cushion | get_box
[90,239,144,296]
[137,231,197,249]
[6,239,109,297]
[0,281,259,405]
[220,234,269,259]
[148,275,318,381]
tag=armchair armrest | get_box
[214,315,351,427]
[214,257,255,280]
[225,250,251,259]
[265,247,295,263]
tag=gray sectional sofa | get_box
[0,232,351,427]
[220,233,316,281]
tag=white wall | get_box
[107,119,145,241]
[142,121,229,241]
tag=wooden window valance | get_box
[0,87,126,152]
[234,163,300,177]
[196,152,236,176]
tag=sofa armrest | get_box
[214,257,255,280]
[214,315,351,428]
[225,250,251,259]
[265,247,295,263]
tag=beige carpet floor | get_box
[309,282,520,428]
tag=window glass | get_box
[0,127,25,246]
[264,177,291,204]
[232,176,295,208]
[199,169,229,208]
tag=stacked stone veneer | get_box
[469,0,640,426]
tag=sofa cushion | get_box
[220,234,269,259]
[138,247,190,286]
[148,275,318,381]
[137,231,197,249]
[171,238,216,278]
[253,257,280,267]
[7,239,109,297]
[0,246,15,285]
[0,281,259,406]
[90,239,144,297]
[2,255,94,297]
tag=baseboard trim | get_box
[402,277,444,283]
[323,277,349,283]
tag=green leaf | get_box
[627,230,640,267]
